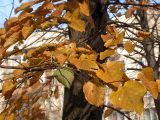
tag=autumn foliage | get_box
[0,0,160,119]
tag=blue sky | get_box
[0,0,29,27]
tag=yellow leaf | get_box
[96,61,124,83]
[15,1,34,13]
[79,0,90,16]
[15,0,42,13]
[0,110,7,120]
[156,79,160,92]
[6,113,15,120]
[83,81,105,107]
[22,25,34,39]
[2,80,16,99]
[103,31,125,48]
[0,28,5,36]
[4,31,22,48]
[101,34,114,42]
[100,49,116,60]
[4,17,18,31]
[18,11,34,22]
[68,53,99,72]
[104,39,114,48]
[138,67,158,99]
[56,54,67,65]
[40,21,52,29]
[109,80,146,114]
[69,17,86,32]
[0,47,6,59]
[64,8,86,32]
[116,31,125,44]
[124,41,135,53]
[106,25,116,34]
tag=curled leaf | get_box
[83,81,105,107]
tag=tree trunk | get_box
[138,9,160,120]
[62,1,109,120]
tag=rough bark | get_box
[62,1,109,120]
[138,9,160,120]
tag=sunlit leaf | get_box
[116,31,125,44]
[4,31,22,48]
[22,25,34,39]
[0,28,6,35]
[109,80,146,114]
[124,41,135,53]
[2,80,16,99]
[64,9,86,32]
[0,109,7,120]
[4,17,18,31]
[69,17,86,32]
[0,47,6,59]
[79,0,90,16]
[138,67,158,99]
[96,61,124,83]
[6,113,15,120]
[69,53,99,71]
[15,0,42,13]
[83,81,105,107]
[100,49,116,60]
[156,79,160,92]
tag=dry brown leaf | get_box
[125,8,133,18]
[104,108,113,118]
[138,31,151,40]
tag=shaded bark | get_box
[138,9,160,119]
[62,1,109,120]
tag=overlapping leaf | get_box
[138,67,158,99]
[96,61,124,83]
[2,80,17,99]
[109,80,146,114]
[83,81,105,107]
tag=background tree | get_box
[0,0,160,120]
